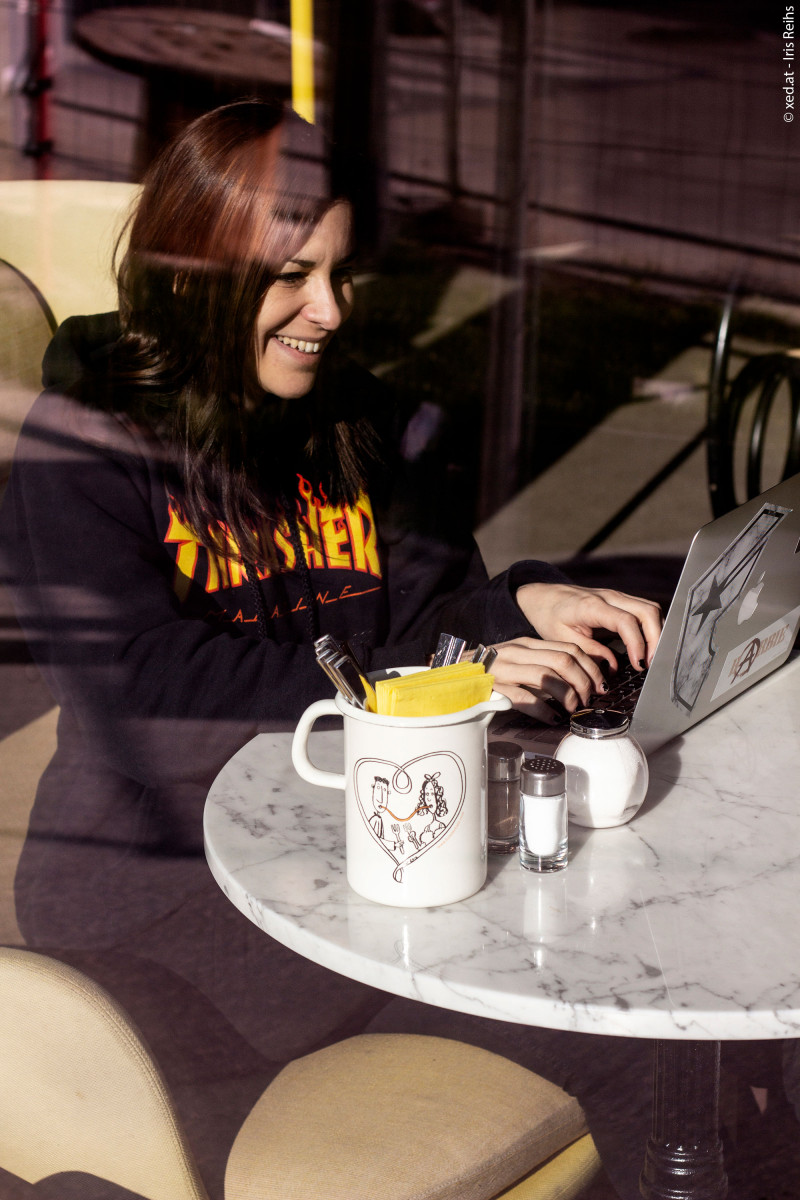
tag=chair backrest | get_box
[0,180,139,327]
[707,350,800,517]
[0,180,139,500]
[0,258,55,496]
[0,947,209,1200]
[0,707,60,945]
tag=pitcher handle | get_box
[291,698,346,790]
[479,692,513,724]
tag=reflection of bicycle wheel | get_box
[708,352,800,517]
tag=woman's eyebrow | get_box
[283,251,357,269]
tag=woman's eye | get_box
[275,271,306,286]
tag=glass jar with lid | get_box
[487,739,524,853]
[555,708,648,828]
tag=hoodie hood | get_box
[42,312,122,393]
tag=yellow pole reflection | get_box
[290,0,315,124]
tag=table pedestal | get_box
[640,1040,728,1200]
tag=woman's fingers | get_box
[515,583,663,671]
[489,637,608,711]
[585,590,663,668]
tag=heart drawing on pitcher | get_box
[354,752,467,883]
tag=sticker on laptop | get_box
[671,504,791,712]
[710,604,800,701]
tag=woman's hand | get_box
[487,583,663,720]
[488,635,613,721]
[517,582,662,669]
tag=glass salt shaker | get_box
[555,708,649,829]
[518,755,568,873]
[487,740,523,853]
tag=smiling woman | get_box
[0,98,664,1199]
[110,101,377,575]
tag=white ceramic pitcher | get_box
[292,677,511,908]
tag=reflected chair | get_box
[0,180,136,490]
[706,293,800,517]
[0,179,139,329]
[0,947,600,1200]
[707,350,800,517]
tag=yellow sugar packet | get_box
[383,674,494,717]
[376,661,481,706]
[375,661,494,717]
[360,674,378,713]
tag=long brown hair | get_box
[109,100,381,568]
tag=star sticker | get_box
[692,576,724,621]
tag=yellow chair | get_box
[0,946,208,1200]
[0,180,137,482]
[0,180,139,327]
[0,708,59,945]
[0,256,53,490]
[0,947,600,1200]
[0,259,61,947]
[226,1032,600,1200]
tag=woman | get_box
[0,100,663,1196]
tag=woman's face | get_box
[253,201,355,399]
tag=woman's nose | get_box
[302,276,347,330]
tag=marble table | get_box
[204,652,800,1199]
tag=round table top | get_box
[204,653,800,1041]
[75,9,323,85]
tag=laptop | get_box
[490,472,800,756]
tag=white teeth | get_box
[277,335,320,354]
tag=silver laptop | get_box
[491,472,800,756]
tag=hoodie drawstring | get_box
[245,497,320,643]
[245,564,269,641]
[283,494,320,642]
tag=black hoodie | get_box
[0,314,567,948]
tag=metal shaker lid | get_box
[520,755,565,797]
[487,740,524,782]
[569,708,630,739]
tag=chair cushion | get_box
[226,1033,588,1200]
[495,1132,599,1200]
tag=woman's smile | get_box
[274,335,322,355]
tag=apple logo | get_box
[738,572,765,624]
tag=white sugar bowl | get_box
[555,709,648,829]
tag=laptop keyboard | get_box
[597,656,648,714]
[543,655,648,729]
[489,653,649,745]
